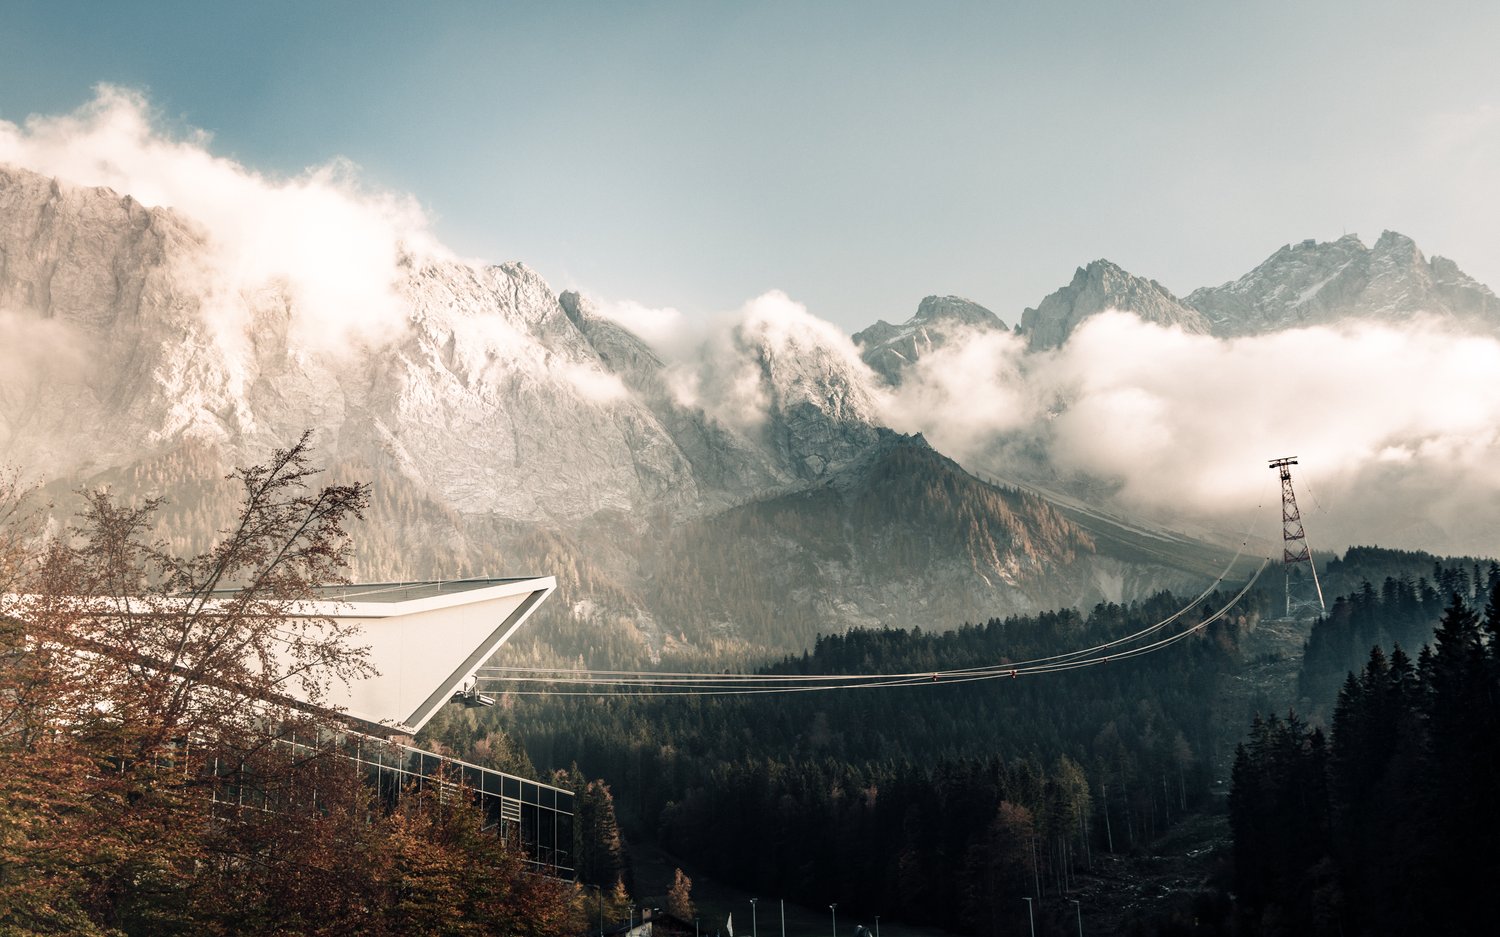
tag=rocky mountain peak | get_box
[1186,230,1498,335]
[852,294,1006,383]
[1018,259,1209,350]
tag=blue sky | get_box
[2,0,1497,331]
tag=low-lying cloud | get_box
[0,85,442,351]
[603,290,879,434]
[881,311,1500,556]
[5,88,1495,557]
[603,288,1500,556]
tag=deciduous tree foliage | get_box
[0,440,582,935]
[666,867,694,921]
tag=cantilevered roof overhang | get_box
[2,576,554,737]
[293,577,555,736]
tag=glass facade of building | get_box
[354,736,574,876]
[212,732,575,877]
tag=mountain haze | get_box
[0,164,1221,663]
[5,159,1495,661]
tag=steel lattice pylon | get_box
[1268,457,1326,619]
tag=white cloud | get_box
[640,290,878,432]
[0,85,445,352]
[879,325,1036,461]
[594,299,689,352]
[883,310,1500,555]
[557,361,629,404]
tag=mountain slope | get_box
[0,162,1268,663]
[1018,259,1209,350]
[852,294,1007,383]
[642,434,1213,647]
[1187,230,1500,335]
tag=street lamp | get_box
[585,884,604,937]
[874,915,880,937]
[1021,897,1035,937]
[1069,898,1083,937]
[829,903,838,937]
[695,917,701,937]
[750,898,759,937]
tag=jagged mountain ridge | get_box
[1186,230,1500,336]
[852,294,1006,384]
[1004,232,1498,352]
[1019,260,1210,351]
[0,164,876,526]
[0,163,1214,664]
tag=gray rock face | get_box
[559,290,784,502]
[0,164,884,527]
[0,162,1298,655]
[1186,231,1500,335]
[853,295,1007,383]
[734,312,885,479]
[1019,260,1210,350]
[0,165,238,471]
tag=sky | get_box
[3,1,1500,556]
[2,0,1498,332]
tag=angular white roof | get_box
[294,577,555,735]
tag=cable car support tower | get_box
[1268,457,1325,619]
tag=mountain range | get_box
[2,162,1494,662]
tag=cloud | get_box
[594,299,690,352]
[633,290,878,433]
[883,310,1500,555]
[879,325,1036,459]
[557,361,629,404]
[0,309,89,439]
[0,85,444,352]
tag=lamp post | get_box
[780,899,786,937]
[585,884,603,937]
[1069,898,1082,937]
[829,903,837,937]
[696,918,701,937]
[750,898,758,937]
[1021,897,1035,937]
[874,916,880,937]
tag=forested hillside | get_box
[1298,549,1499,711]
[445,588,1271,935]
[1229,582,1500,936]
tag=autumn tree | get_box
[0,435,373,930]
[0,437,582,935]
[666,867,695,920]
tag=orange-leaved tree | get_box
[1,434,375,931]
[1,437,585,935]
